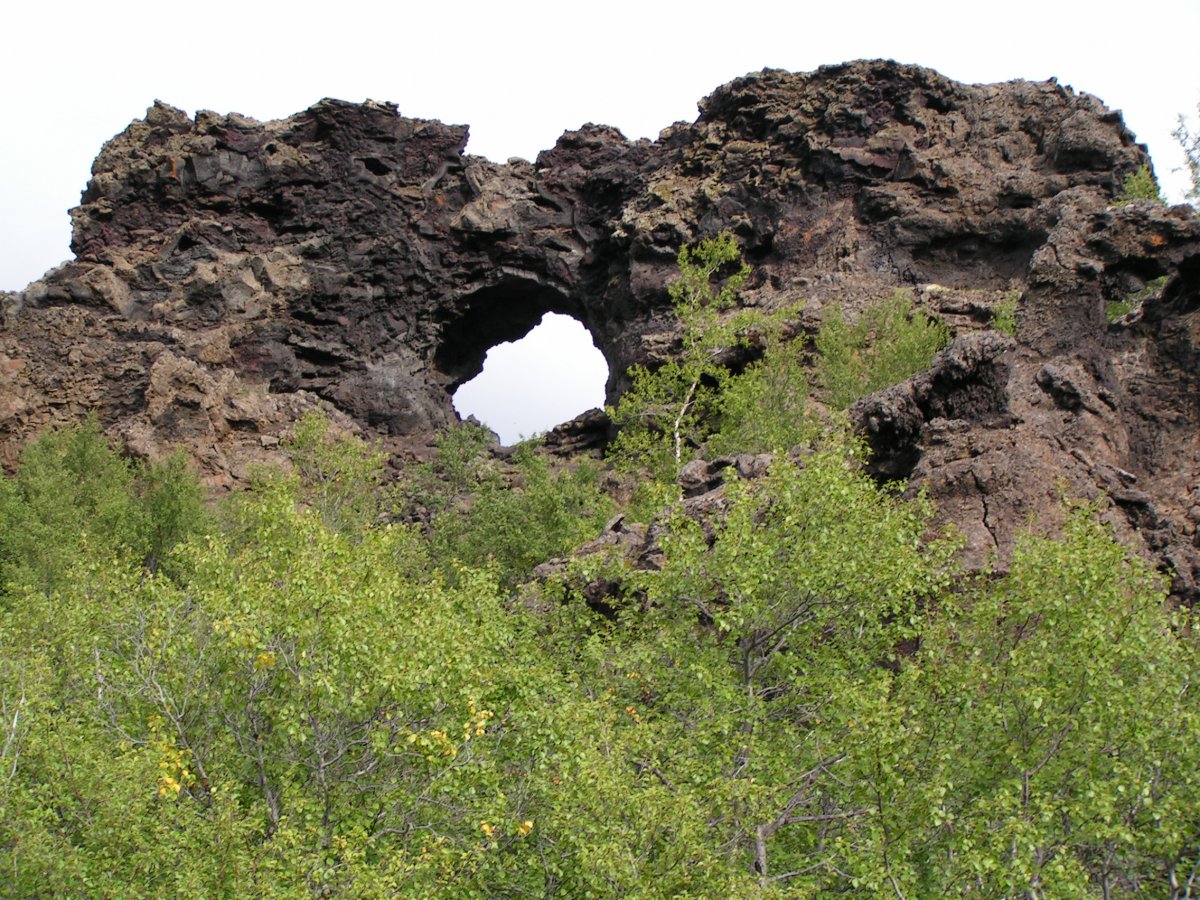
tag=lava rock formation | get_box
[2,60,1197,598]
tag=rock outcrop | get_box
[2,60,1197,598]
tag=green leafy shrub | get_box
[607,232,752,481]
[0,418,140,593]
[137,450,208,574]
[1116,163,1163,205]
[399,419,496,517]
[593,439,959,891]
[436,445,612,587]
[708,332,820,455]
[885,505,1200,894]
[283,410,388,535]
[0,417,207,591]
[402,424,614,588]
[993,291,1018,336]
[606,232,808,509]
[814,289,951,409]
[1,472,552,896]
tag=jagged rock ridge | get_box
[1,60,1197,598]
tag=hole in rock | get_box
[452,313,608,445]
[360,157,390,176]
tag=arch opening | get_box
[435,278,577,388]
[452,312,609,445]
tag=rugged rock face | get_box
[2,60,1197,597]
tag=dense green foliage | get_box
[813,289,951,410]
[2,242,1197,896]
[605,235,946,487]
[283,412,390,535]
[993,291,1019,337]
[708,330,820,457]
[0,416,206,589]
[1116,164,1164,205]
[401,422,614,588]
[607,232,757,482]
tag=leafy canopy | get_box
[1,255,1197,896]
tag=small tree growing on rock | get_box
[608,233,750,482]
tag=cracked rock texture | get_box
[2,60,1197,598]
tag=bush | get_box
[402,424,614,588]
[992,291,1018,336]
[0,417,207,590]
[607,233,808,495]
[814,290,951,409]
[439,445,612,587]
[891,505,1200,894]
[1116,164,1163,205]
[709,333,819,455]
[137,450,208,574]
[283,410,388,535]
[607,232,751,480]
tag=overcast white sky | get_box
[453,313,608,442]
[3,0,1198,440]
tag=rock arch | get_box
[6,62,1200,599]
[433,274,595,392]
[431,274,615,438]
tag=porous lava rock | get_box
[2,60,1197,597]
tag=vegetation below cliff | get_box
[3,267,1198,894]
[2,58,1199,893]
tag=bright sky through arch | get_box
[452,314,609,445]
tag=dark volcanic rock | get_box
[3,60,1197,598]
[852,201,1200,601]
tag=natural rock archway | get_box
[2,59,1197,597]
[434,277,591,392]
[451,309,609,444]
